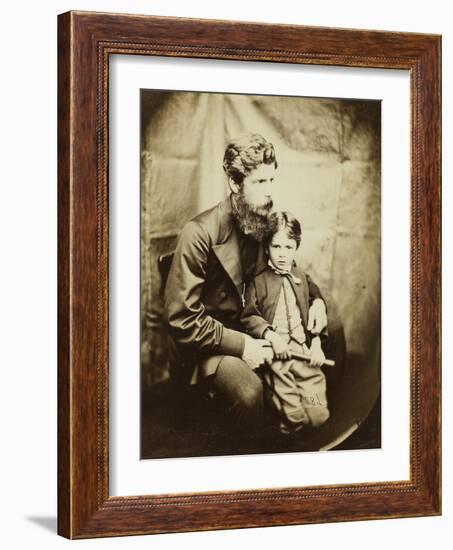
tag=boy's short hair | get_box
[222,133,278,186]
[265,211,302,249]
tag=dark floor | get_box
[141,313,381,459]
[140,375,381,459]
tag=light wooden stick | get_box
[290,350,335,367]
[261,342,335,367]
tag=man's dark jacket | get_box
[164,195,323,383]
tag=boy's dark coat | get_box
[240,264,319,347]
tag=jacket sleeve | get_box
[164,219,245,358]
[306,272,324,306]
[240,280,273,339]
[305,273,328,340]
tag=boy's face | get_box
[267,228,298,272]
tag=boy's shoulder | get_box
[291,261,306,279]
[251,266,277,283]
[248,268,277,295]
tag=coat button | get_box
[220,290,227,299]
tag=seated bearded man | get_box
[164,133,327,441]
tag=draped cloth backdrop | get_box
[140,90,381,431]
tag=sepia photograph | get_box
[140,89,381,459]
[54,8,441,539]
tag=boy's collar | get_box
[266,259,302,284]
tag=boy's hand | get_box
[309,336,325,367]
[265,330,292,361]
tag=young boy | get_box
[240,211,330,435]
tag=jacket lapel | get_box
[213,232,242,295]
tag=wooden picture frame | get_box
[58,10,441,539]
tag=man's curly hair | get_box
[222,133,278,185]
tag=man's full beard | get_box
[231,192,273,242]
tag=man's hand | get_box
[309,336,326,367]
[242,337,274,370]
[307,298,327,335]
[265,330,292,361]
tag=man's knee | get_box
[236,379,263,412]
[213,356,264,419]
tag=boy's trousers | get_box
[262,341,330,432]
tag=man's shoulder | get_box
[185,196,233,244]
[175,201,220,242]
[191,201,222,227]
